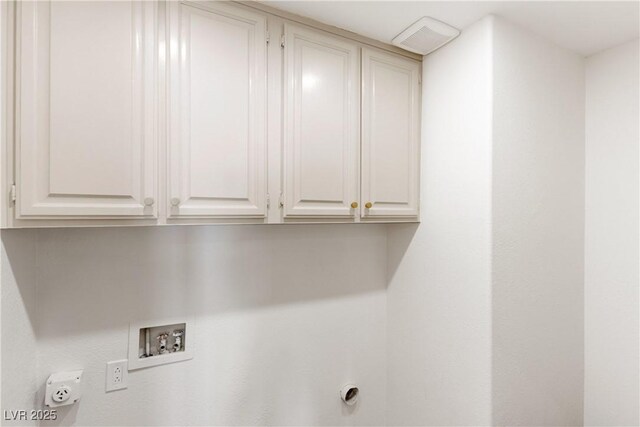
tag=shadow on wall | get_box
[2,224,392,426]
[386,223,420,284]
[1,229,40,420]
[1,229,37,334]
[1,224,389,339]
[0,222,423,427]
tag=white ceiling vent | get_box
[392,17,460,55]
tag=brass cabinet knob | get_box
[351,202,358,209]
[365,202,373,209]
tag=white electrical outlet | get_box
[106,360,128,392]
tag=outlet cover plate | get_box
[106,360,128,392]
[45,370,83,407]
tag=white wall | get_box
[387,15,586,426]
[1,230,38,426]
[491,17,586,426]
[584,39,639,427]
[386,16,494,426]
[2,224,388,427]
[1,11,635,427]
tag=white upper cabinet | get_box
[361,48,420,218]
[6,2,421,227]
[282,24,360,218]
[16,1,158,217]
[167,2,267,218]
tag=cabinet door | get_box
[361,48,420,218]
[283,24,359,217]
[17,1,157,217]
[167,2,266,218]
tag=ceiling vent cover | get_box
[392,17,460,55]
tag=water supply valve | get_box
[172,329,184,352]
[157,332,169,354]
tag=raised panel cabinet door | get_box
[283,24,359,217]
[167,2,266,218]
[17,1,158,217]
[361,48,420,218]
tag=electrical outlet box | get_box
[45,370,83,408]
[106,360,128,392]
[128,317,194,370]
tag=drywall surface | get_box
[387,15,586,426]
[1,14,631,427]
[6,224,387,427]
[386,16,494,426]
[1,230,38,426]
[491,17,585,426]
[584,39,640,427]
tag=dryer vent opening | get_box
[340,384,359,406]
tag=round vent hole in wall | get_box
[340,384,359,406]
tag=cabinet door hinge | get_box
[280,34,285,49]
[10,184,16,203]
[266,193,270,209]
[279,192,284,208]
[266,31,270,45]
